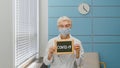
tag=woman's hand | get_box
[74,44,80,58]
[48,46,56,60]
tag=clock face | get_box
[78,3,90,15]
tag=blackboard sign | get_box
[54,39,74,54]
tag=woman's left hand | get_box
[74,44,80,58]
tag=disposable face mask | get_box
[59,28,71,36]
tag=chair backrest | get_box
[81,52,100,68]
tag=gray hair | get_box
[57,16,72,26]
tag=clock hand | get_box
[83,5,88,12]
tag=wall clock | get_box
[78,3,90,15]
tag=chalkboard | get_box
[54,39,74,54]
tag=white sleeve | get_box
[43,54,53,65]
[75,40,84,67]
[43,39,54,65]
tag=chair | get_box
[79,52,106,68]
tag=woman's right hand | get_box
[48,46,56,60]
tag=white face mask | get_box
[59,28,71,36]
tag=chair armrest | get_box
[100,62,106,68]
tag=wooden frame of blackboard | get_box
[54,39,74,54]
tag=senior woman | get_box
[43,16,84,68]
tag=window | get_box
[15,0,39,67]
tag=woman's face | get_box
[58,20,71,29]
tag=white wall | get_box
[0,0,14,68]
[39,0,48,57]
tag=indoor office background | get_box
[48,0,120,68]
[0,0,120,68]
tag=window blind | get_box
[15,0,38,67]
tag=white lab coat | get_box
[43,34,84,68]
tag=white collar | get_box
[57,34,72,40]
